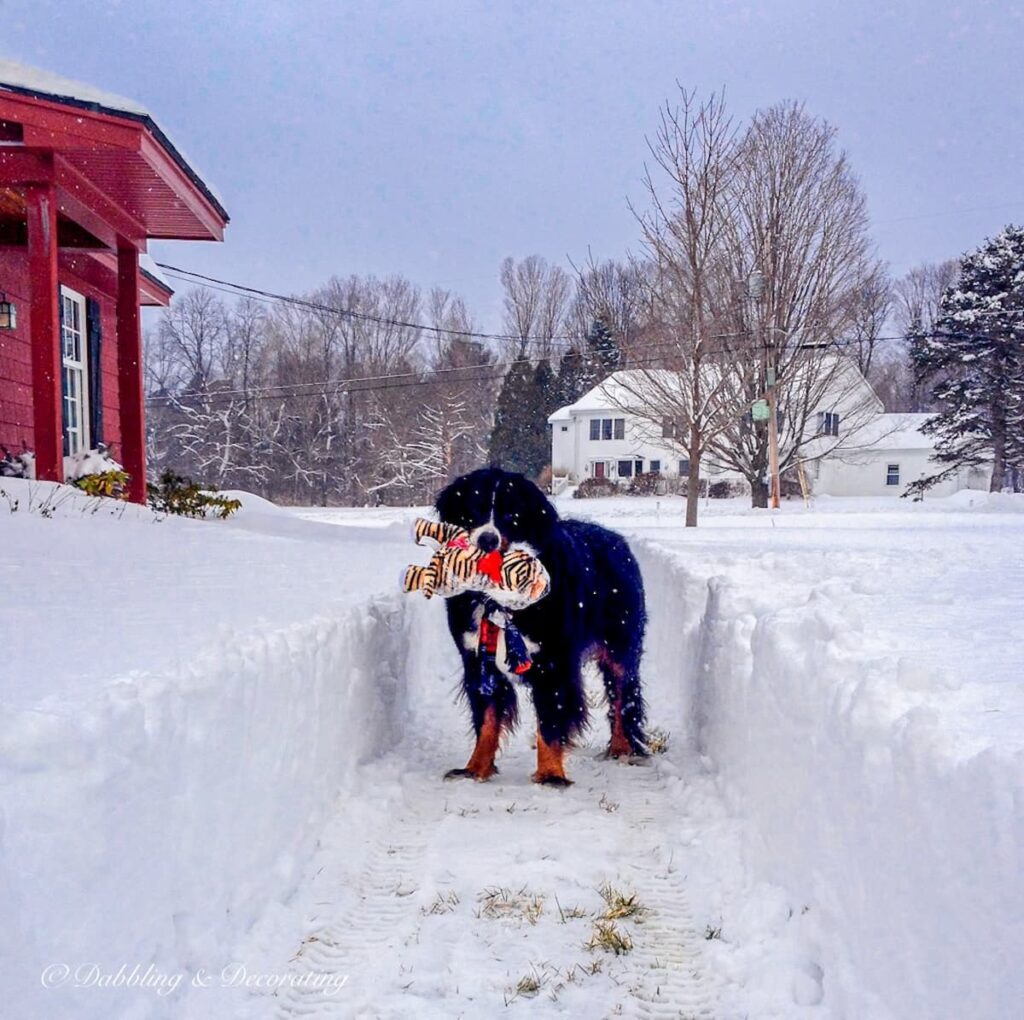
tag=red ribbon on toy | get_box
[476,550,504,584]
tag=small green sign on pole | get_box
[751,399,770,422]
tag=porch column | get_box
[25,183,63,483]
[117,243,147,504]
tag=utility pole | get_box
[766,342,781,510]
[748,269,781,509]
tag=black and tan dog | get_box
[436,467,648,786]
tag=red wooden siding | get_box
[0,248,123,457]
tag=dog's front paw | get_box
[443,765,498,782]
[532,772,573,788]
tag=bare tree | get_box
[888,259,960,411]
[155,288,229,394]
[499,255,571,361]
[568,253,649,366]
[623,87,748,526]
[893,259,959,337]
[843,259,892,379]
[706,101,882,505]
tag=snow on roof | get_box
[139,254,171,292]
[0,59,149,116]
[0,59,228,219]
[846,413,936,451]
[547,370,683,423]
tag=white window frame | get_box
[817,411,840,437]
[60,285,90,456]
[886,463,900,486]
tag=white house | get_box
[808,413,990,497]
[548,367,991,498]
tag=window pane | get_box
[679,458,690,476]
[618,460,633,477]
[602,419,612,440]
[650,460,661,473]
[590,419,600,440]
[614,419,625,440]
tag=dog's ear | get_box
[434,477,460,522]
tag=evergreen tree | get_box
[554,346,588,407]
[585,316,622,381]
[907,225,1024,496]
[530,359,557,475]
[488,356,551,478]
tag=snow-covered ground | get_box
[1,481,1021,1018]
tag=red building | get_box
[0,62,228,502]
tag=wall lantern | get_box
[0,293,15,330]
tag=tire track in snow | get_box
[602,757,717,1020]
[270,768,434,1019]
[263,738,718,1019]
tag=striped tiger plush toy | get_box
[402,517,550,609]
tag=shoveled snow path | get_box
[237,736,718,1020]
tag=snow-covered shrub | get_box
[708,479,746,499]
[574,477,620,499]
[627,471,663,496]
[64,444,123,482]
[147,469,241,519]
[0,446,34,479]
[64,445,130,500]
[73,469,130,500]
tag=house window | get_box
[60,286,90,456]
[662,420,677,439]
[679,458,690,476]
[650,460,661,473]
[560,425,568,432]
[886,463,900,486]
[591,417,625,441]
[618,460,633,478]
[817,411,840,437]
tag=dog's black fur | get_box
[435,467,648,782]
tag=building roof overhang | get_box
[0,61,228,248]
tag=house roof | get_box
[0,59,228,236]
[843,413,936,451]
[548,359,885,425]
[547,370,682,423]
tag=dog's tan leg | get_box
[445,706,501,781]
[607,691,633,758]
[532,729,572,786]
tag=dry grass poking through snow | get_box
[585,919,634,955]
[477,885,545,925]
[645,727,670,754]
[422,891,459,915]
[598,882,647,921]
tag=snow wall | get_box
[636,540,1024,1020]
[4,536,1020,1020]
[1,594,428,1020]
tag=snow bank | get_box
[634,538,1024,1019]
[0,593,417,1019]
[0,488,428,1019]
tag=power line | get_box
[156,264,581,350]
[147,263,1022,405]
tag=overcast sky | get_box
[4,0,1023,330]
